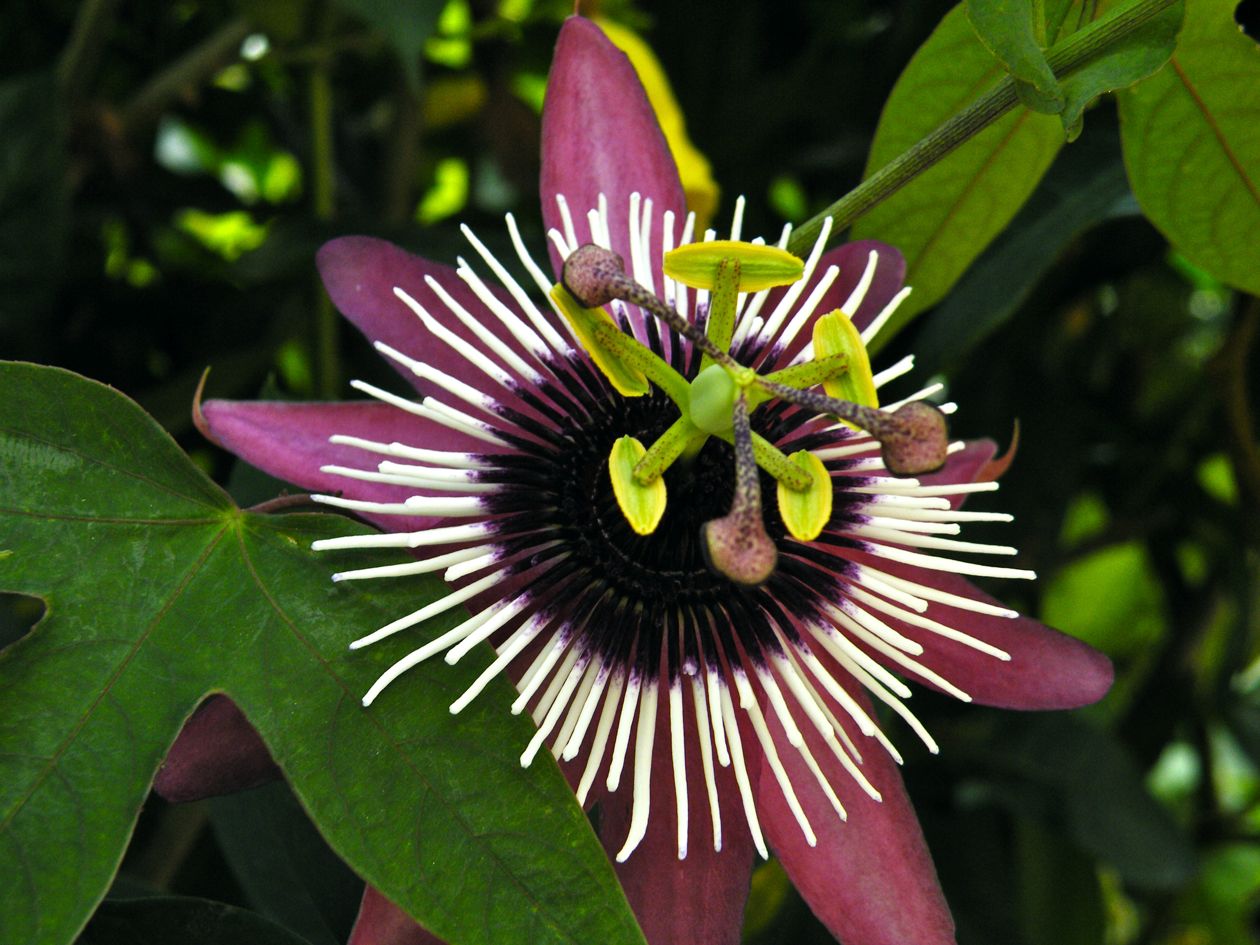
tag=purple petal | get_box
[317,236,546,403]
[593,696,757,945]
[541,18,686,282]
[920,439,998,508]
[760,241,906,369]
[348,886,448,945]
[758,674,955,945]
[854,436,1114,710]
[153,696,280,802]
[202,399,480,531]
[831,240,907,336]
[848,551,1114,709]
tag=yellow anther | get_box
[609,436,667,535]
[664,241,804,292]
[812,310,878,428]
[550,285,650,397]
[777,451,832,541]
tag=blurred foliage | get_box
[1,0,1258,943]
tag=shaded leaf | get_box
[0,362,645,945]
[851,5,1064,339]
[332,0,445,89]
[967,0,1065,112]
[914,121,1136,374]
[78,896,313,945]
[1015,820,1106,945]
[210,782,363,945]
[1118,0,1260,294]
[957,714,1197,888]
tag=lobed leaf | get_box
[0,362,645,945]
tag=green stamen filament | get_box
[633,417,704,485]
[588,319,691,408]
[699,258,740,373]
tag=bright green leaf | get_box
[967,0,1065,113]
[1041,542,1166,658]
[851,5,1064,337]
[1169,844,1260,945]
[0,363,645,945]
[1118,0,1260,295]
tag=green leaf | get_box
[1056,0,1184,140]
[79,896,314,945]
[970,715,1197,888]
[1041,542,1167,659]
[851,5,1064,337]
[1170,844,1260,945]
[1014,820,1106,945]
[332,0,445,89]
[210,782,363,945]
[914,124,1136,374]
[1118,0,1260,295]
[966,0,1065,113]
[0,362,645,945]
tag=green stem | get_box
[787,0,1179,255]
[635,417,704,484]
[699,258,740,372]
[121,17,252,133]
[57,0,120,99]
[310,6,340,398]
[592,320,691,407]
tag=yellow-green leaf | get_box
[851,4,1063,338]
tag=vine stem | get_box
[57,0,120,99]
[310,3,340,399]
[120,17,252,133]
[787,0,1180,255]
